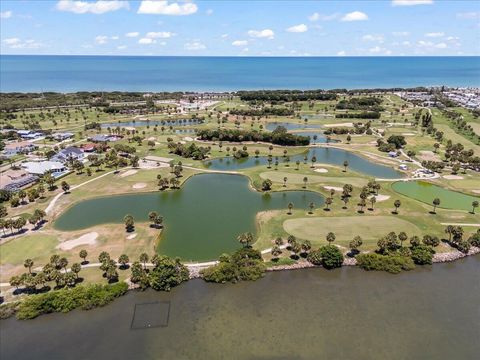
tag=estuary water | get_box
[1,255,479,360]
[1,55,479,92]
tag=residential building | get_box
[22,161,67,176]
[51,146,84,163]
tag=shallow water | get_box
[392,180,480,211]
[205,148,403,179]
[1,255,478,360]
[54,174,324,261]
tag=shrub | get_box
[410,245,434,265]
[319,245,344,269]
[148,256,189,291]
[356,253,415,274]
[16,282,128,320]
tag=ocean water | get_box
[1,55,479,92]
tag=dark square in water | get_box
[131,301,170,330]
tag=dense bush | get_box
[410,245,434,265]
[335,111,381,119]
[229,108,294,117]
[356,253,415,274]
[336,97,384,111]
[201,248,266,283]
[197,127,310,146]
[237,90,337,102]
[148,257,189,291]
[16,282,128,320]
[318,245,344,269]
[168,142,210,160]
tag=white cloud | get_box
[221,34,229,39]
[247,29,275,39]
[137,1,197,16]
[456,12,480,20]
[425,32,444,37]
[95,35,109,44]
[286,24,308,33]
[446,36,459,41]
[369,46,382,53]
[111,36,119,40]
[56,0,129,14]
[126,32,140,38]
[117,45,127,50]
[206,9,213,16]
[341,11,368,22]
[3,38,43,49]
[368,46,392,55]
[435,42,447,49]
[184,41,206,50]
[337,50,346,56]
[309,12,339,22]
[138,38,155,45]
[0,10,12,19]
[232,40,248,46]
[146,31,174,39]
[362,34,384,42]
[402,40,411,46]
[417,40,448,50]
[392,31,409,36]
[392,0,433,6]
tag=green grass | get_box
[0,234,58,264]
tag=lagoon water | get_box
[1,255,479,360]
[1,56,479,92]
[54,174,324,261]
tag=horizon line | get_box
[1,54,479,58]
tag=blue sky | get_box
[1,0,479,56]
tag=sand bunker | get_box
[370,194,390,202]
[402,133,416,136]
[132,182,147,189]
[120,169,138,177]
[324,122,353,128]
[127,233,137,240]
[148,136,156,141]
[184,136,194,141]
[324,186,343,192]
[57,232,98,251]
[472,190,480,194]
[443,175,463,180]
[314,168,328,173]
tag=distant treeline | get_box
[197,127,310,146]
[335,111,381,119]
[229,108,294,117]
[336,97,384,111]
[237,90,337,102]
[0,91,185,111]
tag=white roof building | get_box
[22,161,66,175]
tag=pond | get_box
[101,119,203,128]
[265,121,323,131]
[204,148,404,179]
[392,181,480,211]
[1,255,478,360]
[54,174,324,261]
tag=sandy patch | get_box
[402,133,416,136]
[144,155,173,163]
[472,190,480,194]
[324,186,343,192]
[314,168,328,173]
[443,175,464,180]
[370,194,390,202]
[418,150,441,162]
[132,182,147,189]
[324,122,353,128]
[148,136,156,141]
[127,233,137,240]
[57,232,98,251]
[184,136,194,141]
[124,126,136,131]
[120,169,138,177]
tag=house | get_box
[17,130,43,139]
[52,146,84,163]
[3,141,38,156]
[52,132,74,141]
[22,161,67,176]
[388,151,399,158]
[81,143,97,152]
[90,134,110,142]
[0,169,38,191]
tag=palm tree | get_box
[268,145,273,154]
[301,240,312,254]
[432,198,441,213]
[324,197,333,211]
[255,149,260,158]
[296,160,300,170]
[393,200,401,214]
[59,257,68,273]
[349,236,362,254]
[79,249,88,263]
[471,200,479,214]
[343,160,349,172]
[118,254,130,269]
[342,196,349,209]
[274,237,284,246]
[271,245,282,261]
[287,235,296,248]
[303,177,308,189]
[24,258,34,274]
[237,232,254,248]
[444,225,455,241]
[71,263,81,279]
[290,243,301,259]
[287,202,294,214]
[139,253,149,270]
[283,177,288,187]
[310,156,317,168]
[369,196,376,211]
[308,202,315,214]
[326,232,336,245]
[358,198,366,213]
[124,214,135,232]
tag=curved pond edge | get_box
[391,180,480,210]
[52,171,326,231]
